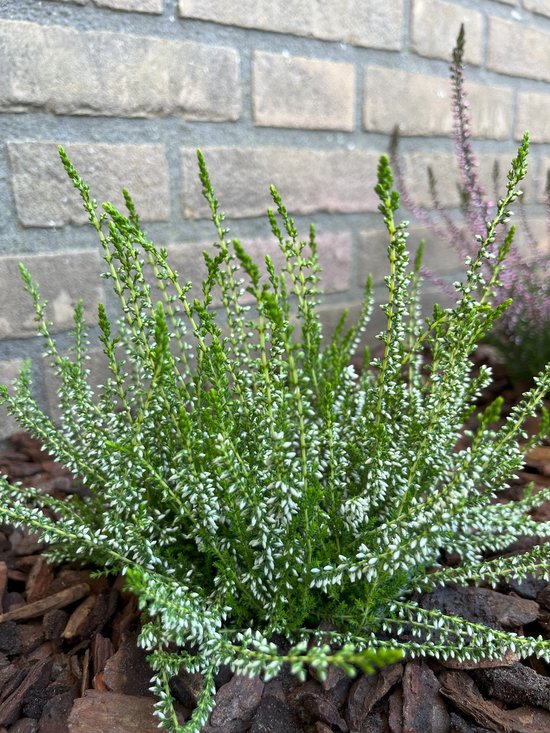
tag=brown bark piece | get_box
[7,593,26,612]
[80,649,90,696]
[0,621,43,656]
[449,712,493,732]
[289,679,348,732]
[525,445,550,472]
[361,711,390,733]
[67,690,161,733]
[15,625,45,656]
[320,664,349,692]
[248,693,303,733]
[9,531,45,557]
[62,596,97,640]
[440,670,550,733]
[0,665,26,704]
[507,576,547,600]
[91,633,114,678]
[9,719,38,733]
[424,586,539,629]
[472,663,550,710]
[7,570,28,583]
[0,621,20,654]
[2,461,42,479]
[71,589,118,640]
[25,559,54,604]
[28,641,57,663]
[345,663,403,730]
[169,668,204,709]
[111,596,139,648]
[0,659,52,727]
[388,688,403,733]
[42,609,69,640]
[536,583,550,610]
[312,724,333,733]
[402,660,449,733]
[204,674,264,733]
[0,583,90,624]
[439,649,518,670]
[0,563,8,614]
[49,570,109,596]
[101,634,154,697]
[38,689,76,733]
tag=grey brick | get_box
[364,68,512,138]
[181,147,380,219]
[252,52,355,131]
[0,251,102,339]
[537,159,550,204]
[43,0,162,9]
[512,218,549,260]
[8,142,170,227]
[179,0,404,50]
[488,17,550,82]
[516,91,550,143]
[0,20,240,120]
[402,153,461,209]
[0,359,25,441]
[411,0,483,65]
[401,152,533,209]
[523,0,550,17]
[94,0,163,11]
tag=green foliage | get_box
[2,138,550,731]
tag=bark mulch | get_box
[2,359,550,733]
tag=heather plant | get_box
[2,140,550,732]
[391,25,550,382]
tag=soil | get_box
[2,348,550,733]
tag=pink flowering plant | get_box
[391,26,550,382]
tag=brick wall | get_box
[0,0,549,435]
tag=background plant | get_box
[391,25,550,383]
[1,139,550,732]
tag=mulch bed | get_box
[2,351,550,733]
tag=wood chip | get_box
[25,558,54,604]
[439,649,519,670]
[0,563,7,614]
[80,649,90,697]
[92,634,114,679]
[472,664,550,711]
[440,670,550,733]
[388,688,403,733]
[402,661,449,733]
[0,583,90,624]
[62,596,97,641]
[7,571,27,583]
[38,690,76,733]
[423,586,539,629]
[345,663,403,730]
[249,693,303,733]
[525,446,550,466]
[204,674,264,733]
[0,659,52,727]
[67,690,161,733]
[101,634,154,697]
